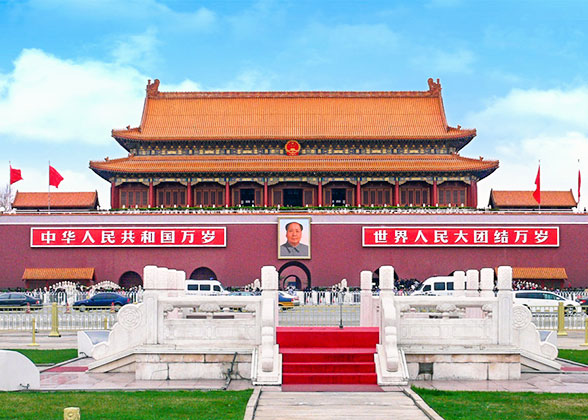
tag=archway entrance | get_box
[190,267,217,280]
[118,271,143,289]
[278,261,311,290]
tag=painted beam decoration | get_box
[363,226,559,247]
[31,227,226,247]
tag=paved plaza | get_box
[2,329,588,419]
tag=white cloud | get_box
[0,48,148,144]
[112,27,160,66]
[466,86,588,210]
[28,0,216,31]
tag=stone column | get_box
[394,181,400,206]
[360,271,373,327]
[186,181,192,207]
[148,181,154,208]
[263,180,268,207]
[433,180,438,206]
[356,180,361,206]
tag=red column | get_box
[318,181,323,206]
[471,180,478,208]
[225,181,230,207]
[394,181,400,206]
[263,180,268,207]
[110,180,119,209]
[186,181,192,207]
[433,180,438,206]
[356,180,361,206]
[148,181,154,207]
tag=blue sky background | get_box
[1,0,587,209]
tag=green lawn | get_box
[4,349,78,365]
[414,387,588,420]
[0,390,252,420]
[558,349,588,365]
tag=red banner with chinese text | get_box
[31,227,226,247]
[362,226,559,247]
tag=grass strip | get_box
[3,349,78,365]
[413,387,588,420]
[558,349,588,365]
[0,389,252,420]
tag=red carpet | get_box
[278,327,379,386]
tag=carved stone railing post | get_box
[480,268,494,298]
[379,265,399,372]
[360,271,374,327]
[497,266,513,346]
[143,265,160,345]
[466,269,480,297]
[453,271,466,297]
[255,265,280,384]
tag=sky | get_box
[1,0,587,210]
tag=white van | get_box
[185,280,228,295]
[513,290,581,314]
[412,276,455,296]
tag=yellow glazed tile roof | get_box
[491,190,576,208]
[22,268,96,281]
[112,79,476,141]
[90,154,498,174]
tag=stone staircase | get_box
[277,326,379,388]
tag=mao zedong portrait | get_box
[280,221,309,258]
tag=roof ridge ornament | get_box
[427,78,441,94]
[146,79,160,98]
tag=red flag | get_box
[10,166,23,185]
[579,168,582,202]
[533,166,540,204]
[49,165,63,188]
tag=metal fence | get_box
[296,291,361,305]
[20,290,144,305]
[528,305,588,331]
[278,304,360,327]
[0,304,119,331]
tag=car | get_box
[278,291,300,308]
[576,296,588,313]
[411,276,455,296]
[514,290,581,314]
[73,292,130,311]
[0,292,42,310]
[185,280,229,296]
[229,291,256,296]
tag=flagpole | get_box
[48,161,51,213]
[579,158,582,211]
[8,161,11,209]
[538,160,541,212]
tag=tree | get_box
[0,183,14,211]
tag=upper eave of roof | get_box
[111,78,476,142]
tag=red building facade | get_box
[1,213,587,290]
